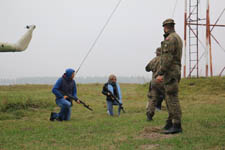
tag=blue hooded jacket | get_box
[52,68,77,99]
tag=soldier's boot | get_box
[146,112,154,121]
[163,123,182,134]
[162,120,173,130]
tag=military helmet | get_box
[162,18,175,27]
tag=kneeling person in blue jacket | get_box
[50,68,80,121]
[102,74,122,116]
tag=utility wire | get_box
[172,0,178,18]
[211,8,225,32]
[75,0,123,75]
[211,33,225,53]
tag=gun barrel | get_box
[79,100,93,111]
[60,91,93,111]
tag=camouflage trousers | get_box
[164,79,182,124]
[146,80,165,117]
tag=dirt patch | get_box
[138,126,176,140]
[139,144,159,150]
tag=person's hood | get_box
[63,68,75,80]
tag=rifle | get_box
[60,91,93,111]
[107,90,125,113]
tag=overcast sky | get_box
[0,0,224,78]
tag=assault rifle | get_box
[106,91,125,113]
[60,91,93,111]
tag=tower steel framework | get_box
[184,0,225,78]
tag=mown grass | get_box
[0,77,225,150]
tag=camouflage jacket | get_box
[159,30,183,83]
[145,56,161,80]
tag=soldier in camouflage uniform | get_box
[156,19,183,134]
[145,47,165,121]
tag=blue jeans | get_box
[106,100,122,116]
[52,98,72,120]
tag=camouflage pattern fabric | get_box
[159,30,183,124]
[146,79,165,116]
[145,49,165,117]
[146,56,161,80]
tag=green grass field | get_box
[0,77,225,150]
